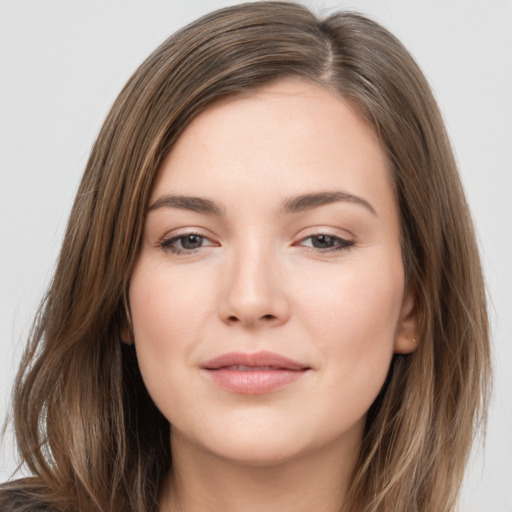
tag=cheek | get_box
[127,261,208,404]
[130,259,211,341]
[295,255,404,405]
[298,254,403,339]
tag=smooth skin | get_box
[125,79,418,512]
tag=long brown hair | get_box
[1,2,490,511]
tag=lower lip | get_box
[202,368,307,394]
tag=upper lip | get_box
[201,351,309,371]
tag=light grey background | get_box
[1,1,511,510]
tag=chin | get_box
[172,414,314,467]
[206,435,310,467]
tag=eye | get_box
[298,234,354,252]
[160,233,216,254]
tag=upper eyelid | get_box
[159,228,215,241]
[298,233,351,242]
[156,227,355,244]
[158,234,353,251]
[294,228,355,243]
[158,233,218,255]
[295,234,354,247]
[161,232,216,246]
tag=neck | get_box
[160,426,361,512]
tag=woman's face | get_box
[128,79,416,465]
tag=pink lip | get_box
[201,351,310,394]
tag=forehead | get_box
[151,79,394,218]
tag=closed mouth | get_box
[201,350,309,371]
[201,351,310,394]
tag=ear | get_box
[120,324,134,345]
[394,288,419,354]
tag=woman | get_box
[0,2,490,511]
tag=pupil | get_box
[312,235,334,248]
[182,235,202,249]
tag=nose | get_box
[218,242,291,328]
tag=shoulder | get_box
[0,479,56,512]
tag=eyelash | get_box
[159,233,354,255]
[297,234,354,253]
[159,233,214,255]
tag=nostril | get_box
[226,314,276,323]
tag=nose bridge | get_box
[220,236,289,326]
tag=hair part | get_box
[2,3,490,512]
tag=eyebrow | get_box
[147,191,376,216]
[148,195,225,216]
[280,191,377,216]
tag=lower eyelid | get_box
[158,232,219,254]
[297,234,354,249]
[156,231,354,254]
